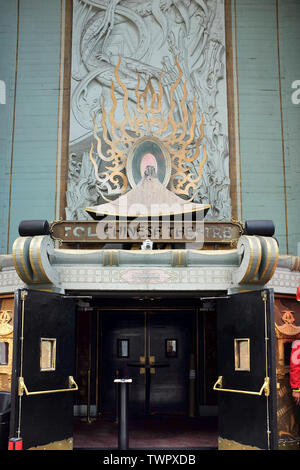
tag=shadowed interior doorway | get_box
[101,310,194,416]
[74,299,218,449]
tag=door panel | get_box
[101,310,194,415]
[10,289,76,450]
[149,311,193,413]
[101,312,145,415]
[215,289,277,450]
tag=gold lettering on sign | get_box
[50,220,243,245]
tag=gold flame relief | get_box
[89,56,207,200]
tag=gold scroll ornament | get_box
[89,56,207,200]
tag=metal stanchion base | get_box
[114,379,132,450]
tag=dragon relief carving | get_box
[67,0,230,221]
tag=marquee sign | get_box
[50,220,243,246]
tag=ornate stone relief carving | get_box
[67,0,231,220]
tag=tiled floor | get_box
[74,414,218,450]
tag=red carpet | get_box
[74,415,218,449]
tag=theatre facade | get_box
[0,0,300,451]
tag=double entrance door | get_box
[101,309,195,416]
[9,289,278,450]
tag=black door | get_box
[101,312,146,415]
[148,311,193,413]
[101,310,194,415]
[215,289,277,450]
[9,289,77,450]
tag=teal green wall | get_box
[0,0,18,254]
[0,0,299,255]
[0,0,61,253]
[277,0,300,256]
[235,0,300,255]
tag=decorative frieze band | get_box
[10,234,280,292]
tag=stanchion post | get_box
[114,378,132,450]
[114,369,120,423]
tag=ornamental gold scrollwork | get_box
[49,218,65,247]
[89,56,207,201]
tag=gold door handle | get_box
[139,356,145,375]
[150,355,155,375]
[213,376,270,397]
[18,376,78,396]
